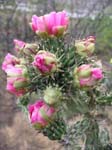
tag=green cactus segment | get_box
[99,128,111,150]
[61,46,76,68]
[62,118,91,146]
[62,117,105,150]
[96,95,112,105]
[84,119,102,150]
[42,119,66,140]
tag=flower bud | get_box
[6,77,28,96]
[75,36,95,57]
[2,53,20,72]
[23,43,38,55]
[28,100,55,129]
[6,65,29,96]
[32,50,58,75]
[74,64,103,88]
[44,86,62,105]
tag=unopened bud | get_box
[23,43,38,55]
[44,86,62,105]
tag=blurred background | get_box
[0,0,112,150]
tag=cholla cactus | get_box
[2,10,112,150]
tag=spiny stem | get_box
[87,89,96,110]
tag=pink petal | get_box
[91,68,103,80]
[31,15,39,32]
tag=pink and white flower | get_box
[31,11,69,37]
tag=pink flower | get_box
[6,77,28,96]
[2,53,20,72]
[28,100,55,128]
[74,64,103,88]
[31,11,69,37]
[75,36,95,57]
[13,39,25,52]
[32,51,58,75]
[5,65,29,96]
